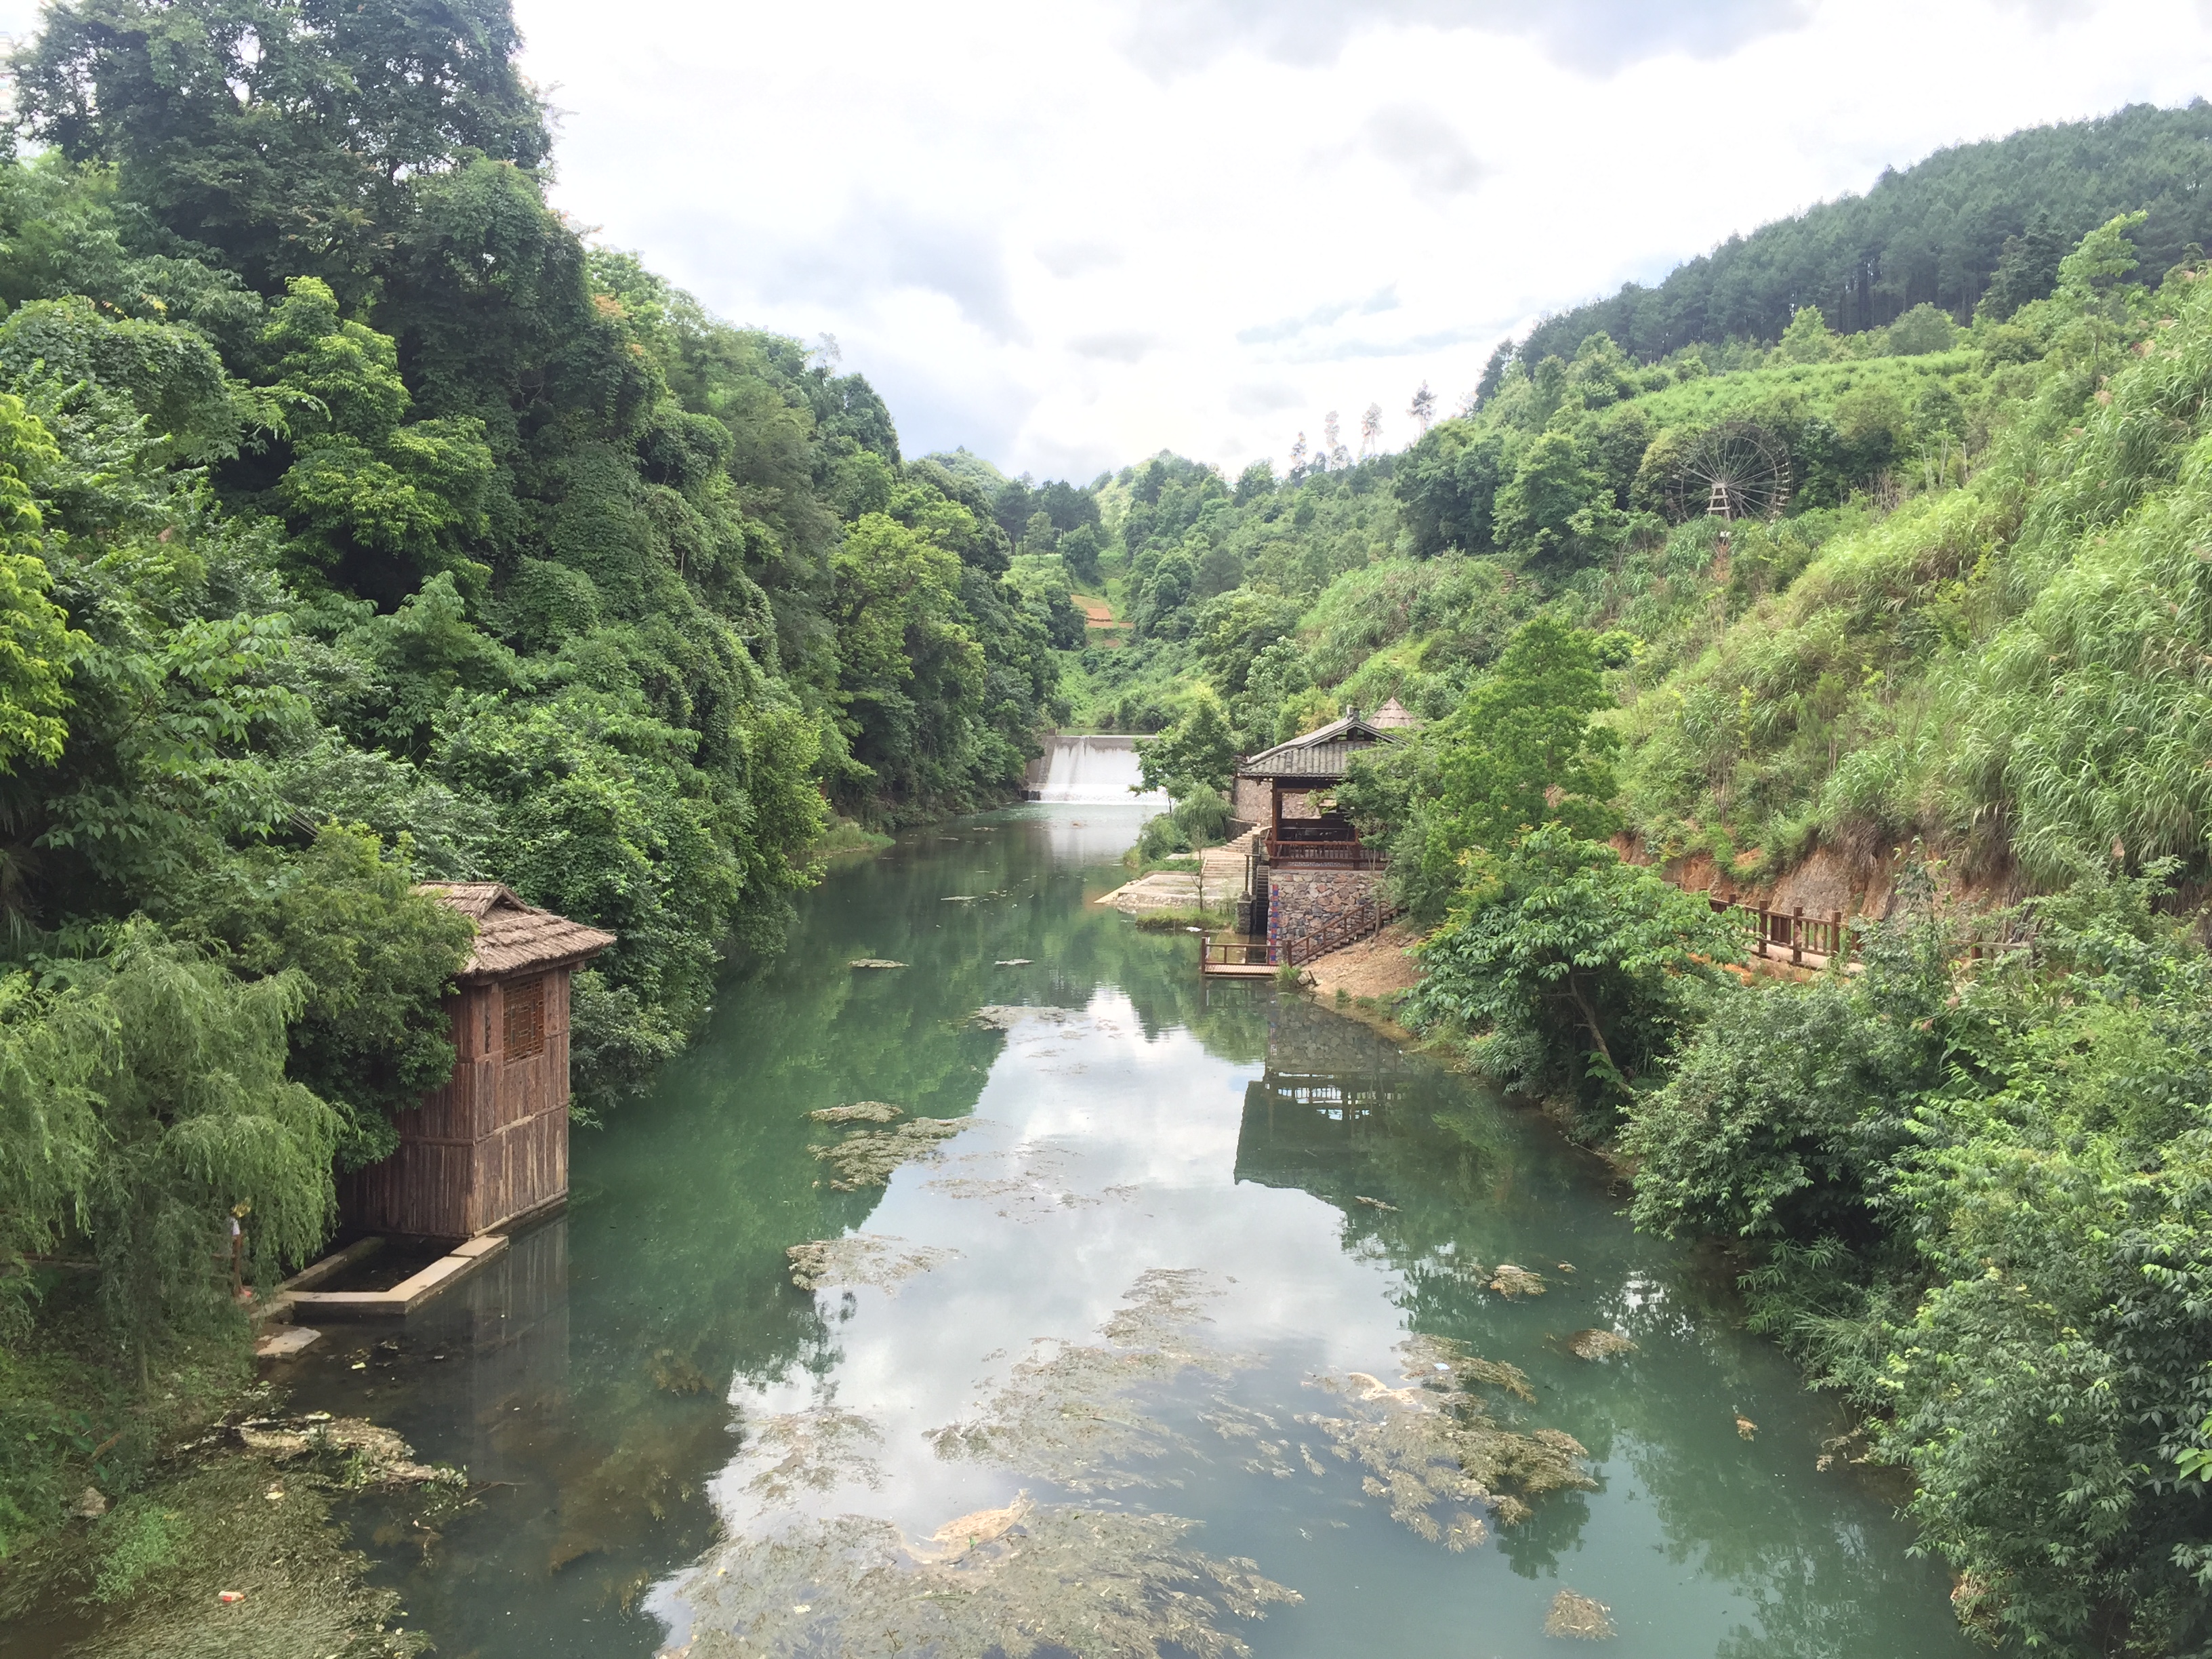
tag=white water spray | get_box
[1025,735,1168,805]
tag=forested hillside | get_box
[1513,100,2212,369]
[994,179,2212,1646]
[0,0,1059,1560]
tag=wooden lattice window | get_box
[502,977,546,1061]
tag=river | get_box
[276,806,1974,1658]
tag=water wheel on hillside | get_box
[1664,421,1792,522]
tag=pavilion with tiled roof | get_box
[1233,712,1401,867]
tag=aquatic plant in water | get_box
[671,1507,1298,1659]
[928,1269,1254,1492]
[809,1118,969,1190]
[1545,1588,1616,1639]
[786,1233,960,1294]
[1564,1328,1637,1361]
[965,1004,1088,1031]
[807,1101,905,1124]
[1303,1334,1593,1539]
[927,1142,1139,1221]
[736,1406,886,1505]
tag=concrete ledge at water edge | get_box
[1094,871,1201,914]
[1094,834,1258,914]
[277,1235,510,1324]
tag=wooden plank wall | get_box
[340,967,575,1240]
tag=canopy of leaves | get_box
[1340,617,1620,924]
[1624,866,2212,1650]
[1401,825,1740,1128]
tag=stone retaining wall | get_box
[1231,776,1271,832]
[1267,867,1390,965]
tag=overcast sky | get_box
[16,0,2212,482]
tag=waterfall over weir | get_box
[1023,734,1168,805]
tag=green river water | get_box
[268,806,1971,1658]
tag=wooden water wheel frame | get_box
[1664,421,1792,523]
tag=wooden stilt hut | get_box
[340,884,614,1241]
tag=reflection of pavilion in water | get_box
[1233,1000,1426,1196]
[388,1217,572,1479]
[321,1214,740,1629]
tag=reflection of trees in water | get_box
[1495,1485,1595,1579]
[1230,1008,1953,1650]
[488,818,1274,1626]
[1621,1422,1941,1658]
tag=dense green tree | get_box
[1134,695,1236,797]
[1342,616,1620,922]
[1978,213,2070,320]
[0,924,341,1369]
[155,824,474,1167]
[0,433,77,773]
[15,0,549,297]
[1393,419,1507,556]
[1624,867,2212,1650]
[1404,825,1740,1122]
[258,276,494,598]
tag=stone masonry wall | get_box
[1268,867,1390,966]
[1230,775,1271,832]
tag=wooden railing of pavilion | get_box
[1263,832,1388,869]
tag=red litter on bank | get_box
[218,1591,245,1604]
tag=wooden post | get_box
[1829,910,1841,962]
[1791,906,1804,966]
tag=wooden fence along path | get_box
[1708,895,1856,968]
[1296,896,1400,964]
[1200,895,1400,977]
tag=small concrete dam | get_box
[1023,734,1169,805]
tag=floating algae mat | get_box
[809,1116,968,1190]
[670,1508,1298,1659]
[926,1269,1254,1493]
[806,1100,904,1124]
[1564,1328,1639,1362]
[243,807,1982,1659]
[1300,1334,1593,1539]
[785,1233,959,1294]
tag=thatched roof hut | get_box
[339,886,614,1241]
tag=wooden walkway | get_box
[1200,935,1276,978]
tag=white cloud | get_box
[1361,105,1489,201]
[508,0,2212,480]
[1069,329,1163,362]
[3,0,2186,485]
[1035,239,1124,278]
[1113,0,1818,76]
